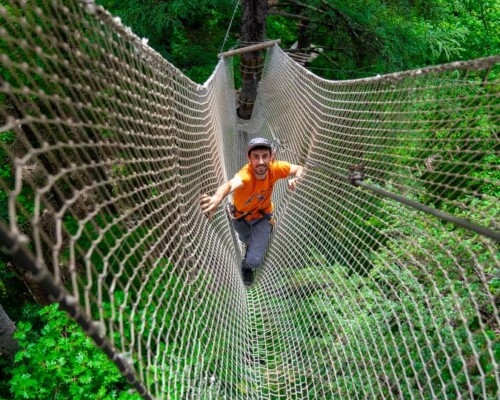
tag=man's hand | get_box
[200,193,219,220]
[287,177,300,191]
[288,165,303,191]
[200,178,242,220]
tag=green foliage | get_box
[0,130,15,222]
[272,0,499,79]
[266,16,297,46]
[96,0,238,83]
[264,184,499,398]
[5,303,141,400]
[95,0,498,81]
[0,256,25,321]
[0,129,36,322]
[391,76,499,206]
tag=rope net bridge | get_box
[0,1,498,399]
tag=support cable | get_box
[219,0,241,54]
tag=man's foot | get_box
[242,267,254,286]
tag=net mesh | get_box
[0,1,499,399]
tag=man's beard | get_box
[254,164,268,176]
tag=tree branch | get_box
[268,10,320,24]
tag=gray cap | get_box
[247,137,272,155]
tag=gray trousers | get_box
[233,215,273,269]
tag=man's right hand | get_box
[200,193,218,220]
[200,179,242,220]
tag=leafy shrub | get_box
[6,303,141,400]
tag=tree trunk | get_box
[237,0,268,120]
[297,20,310,50]
[0,303,20,358]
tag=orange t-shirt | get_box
[233,161,291,220]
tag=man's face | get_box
[248,149,271,177]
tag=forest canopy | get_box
[96,0,500,82]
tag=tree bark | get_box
[297,19,310,50]
[237,0,268,120]
[0,303,20,358]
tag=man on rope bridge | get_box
[200,138,303,286]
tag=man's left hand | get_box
[288,177,300,191]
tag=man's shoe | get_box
[241,243,248,259]
[242,267,254,286]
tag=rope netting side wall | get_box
[242,46,499,399]
[0,1,252,398]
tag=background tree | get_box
[268,0,499,79]
[0,303,19,359]
[237,0,268,119]
[96,0,499,82]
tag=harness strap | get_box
[228,204,267,221]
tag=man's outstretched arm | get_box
[200,176,243,219]
[288,164,304,191]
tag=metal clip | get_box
[348,165,365,186]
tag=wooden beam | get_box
[218,39,281,58]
